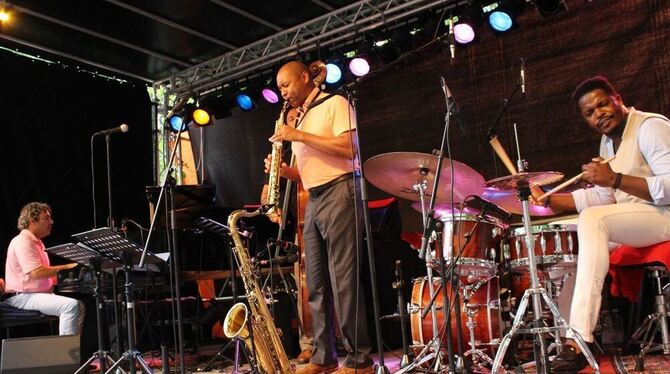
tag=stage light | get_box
[192,108,211,126]
[349,57,370,77]
[236,93,254,111]
[261,88,279,104]
[454,23,476,44]
[0,11,9,23]
[325,63,342,84]
[488,10,512,32]
[454,1,484,44]
[485,0,524,33]
[168,115,186,133]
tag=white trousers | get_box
[6,292,85,335]
[557,202,670,342]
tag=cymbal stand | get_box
[395,183,448,374]
[490,158,599,373]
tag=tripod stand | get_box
[196,217,252,373]
[487,167,599,372]
[105,249,153,374]
[76,257,117,374]
[69,227,166,374]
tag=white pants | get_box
[5,292,84,335]
[558,202,670,342]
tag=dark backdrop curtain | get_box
[0,50,153,273]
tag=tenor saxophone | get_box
[223,208,294,373]
[266,101,290,214]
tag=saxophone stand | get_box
[198,218,248,373]
[488,154,599,373]
[75,256,118,374]
[106,249,154,374]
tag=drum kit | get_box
[364,151,599,372]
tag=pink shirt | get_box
[292,93,357,190]
[5,229,54,293]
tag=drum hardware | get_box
[462,281,495,367]
[399,77,469,374]
[393,260,412,368]
[488,125,599,373]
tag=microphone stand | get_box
[105,134,115,228]
[139,105,190,374]
[346,89,390,374]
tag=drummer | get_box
[531,76,670,372]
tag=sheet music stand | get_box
[72,228,164,374]
[46,242,119,373]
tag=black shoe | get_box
[550,345,588,373]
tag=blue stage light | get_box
[325,63,342,84]
[236,93,254,111]
[488,10,513,32]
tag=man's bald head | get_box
[278,61,308,78]
[276,60,314,107]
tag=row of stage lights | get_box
[166,0,565,132]
[166,57,371,132]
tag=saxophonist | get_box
[265,60,374,374]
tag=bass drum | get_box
[409,276,502,357]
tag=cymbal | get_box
[482,188,564,216]
[410,202,480,218]
[485,171,564,190]
[364,152,485,203]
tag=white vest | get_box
[603,107,670,204]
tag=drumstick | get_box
[489,136,518,175]
[538,155,616,200]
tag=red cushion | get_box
[608,241,670,301]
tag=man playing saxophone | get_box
[265,60,374,374]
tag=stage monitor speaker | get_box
[0,334,80,374]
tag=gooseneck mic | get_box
[465,195,513,222]
[440,77,454,106]
[520,58,526,95]
[94,124,129,136]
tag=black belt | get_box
[309,173,353,198]
[2,292,18,300]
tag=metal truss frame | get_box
[154,0,463,97]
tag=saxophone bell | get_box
[223,302,250,340]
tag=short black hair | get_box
[571,75,619,103]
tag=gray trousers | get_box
[303,176,373,368]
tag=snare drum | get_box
[504,224,578,272]
[409,276,502,357]
[438,214,505,277]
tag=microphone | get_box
[448,19,455,59]
[93,124,129,136]
[464,195,512,222]
[254,253,299,266]
[440,77,455,106]
[520,58,526,95]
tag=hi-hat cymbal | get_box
[482,188,564,216]
[364,152,485,203]
[485,171,564,190]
